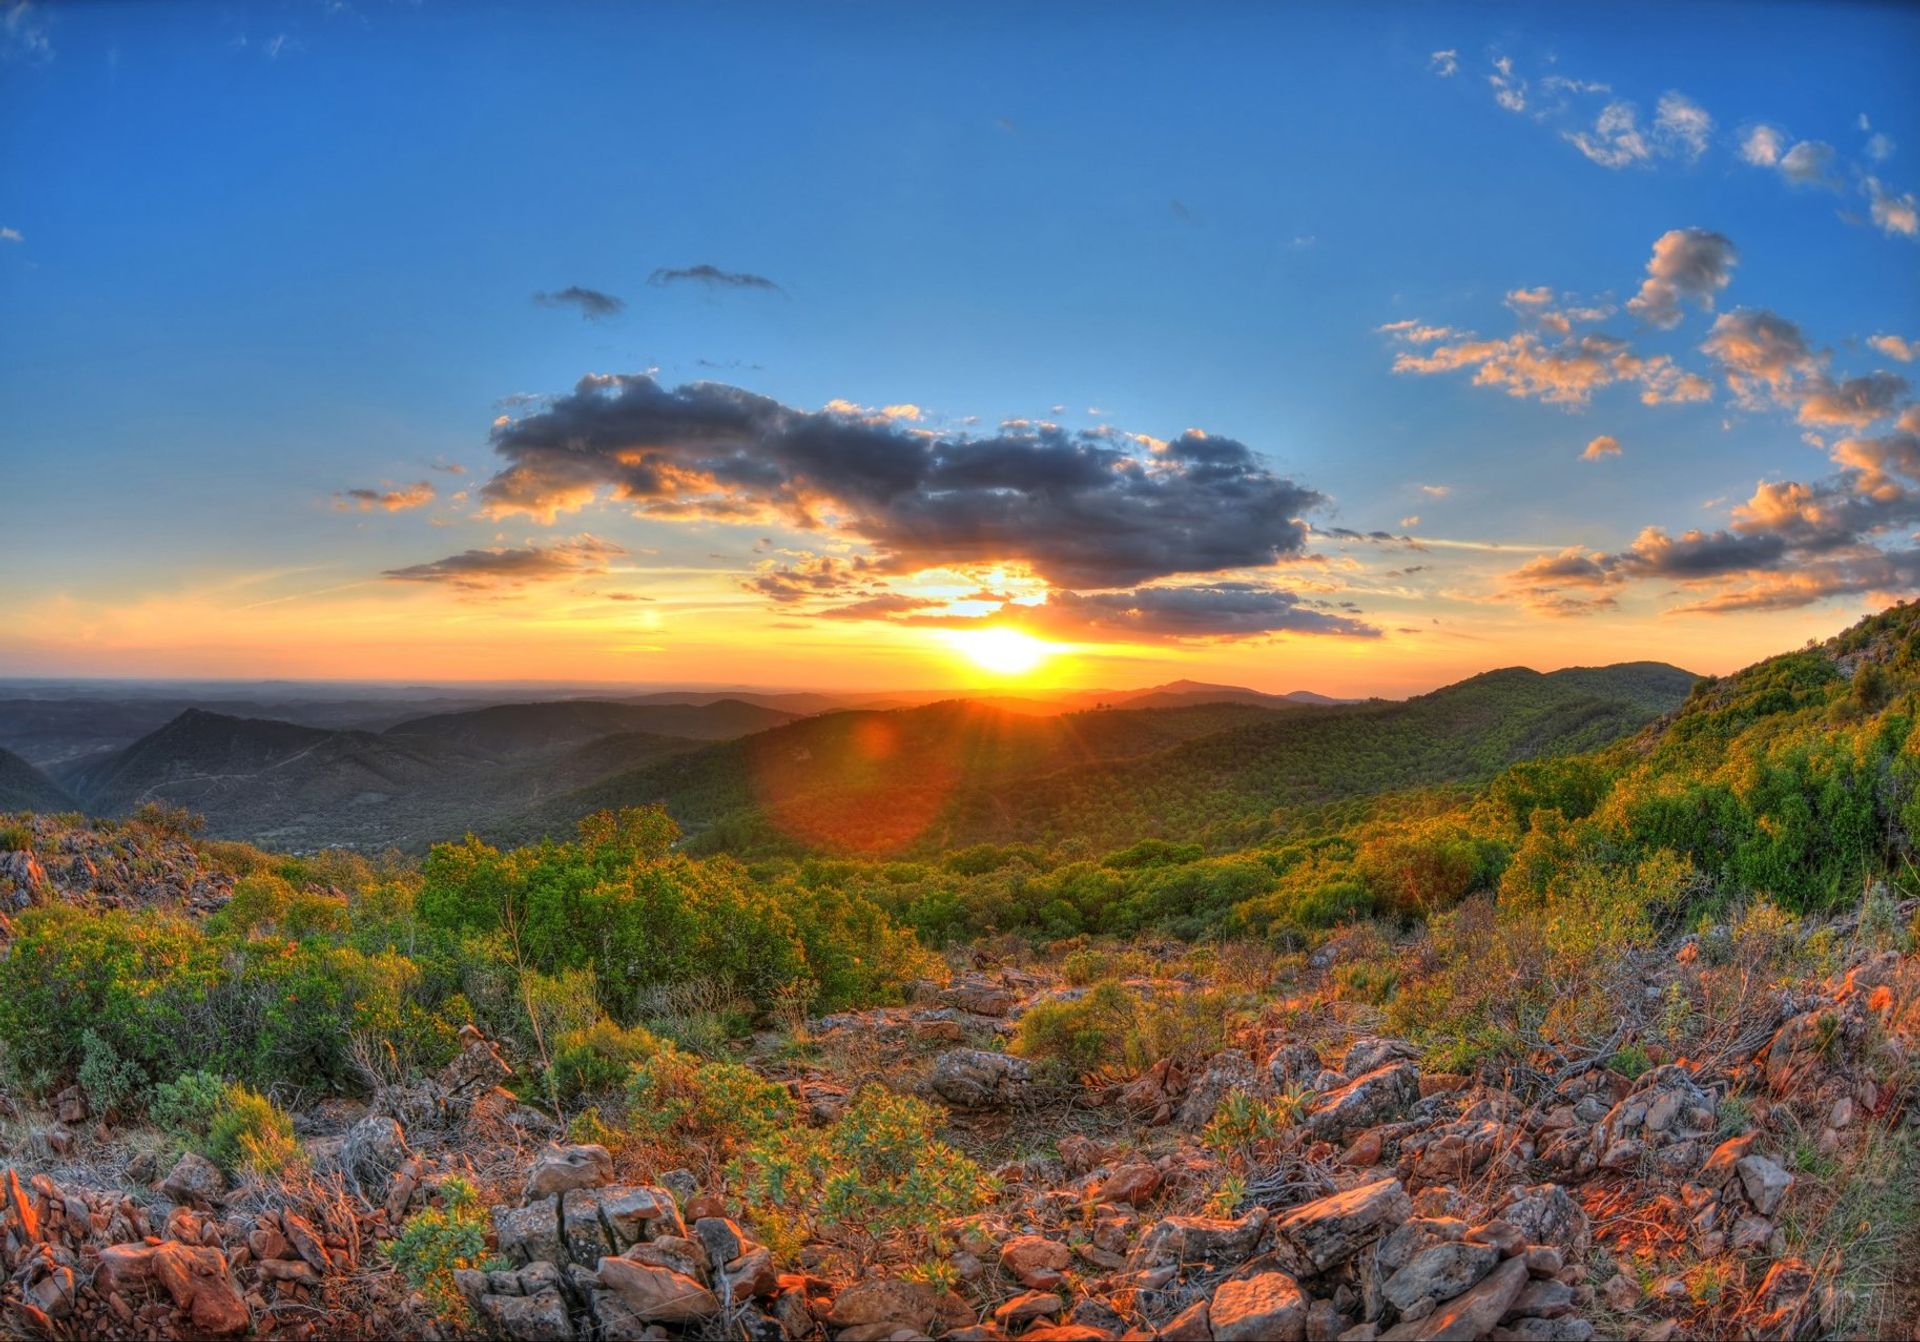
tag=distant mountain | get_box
[619,690,847,715]
[503,699,1287,854]
[502,660,1696,858]
[1095,680,1354,711]
[383,698,797,755]
[0,746,77,813]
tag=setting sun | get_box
[946,627,1056,677]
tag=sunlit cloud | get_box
[334,481,436,512]
[382,535,627,589]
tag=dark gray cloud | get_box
[335,481,435,512]
[532,286,626,320]
[382,535,626,589]
[816,582,1378,641]
[480,374,1326,588]
[648,265,784,294]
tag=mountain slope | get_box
[384,698,796,753]
[0,746,77,813]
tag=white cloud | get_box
[1654,92,1713,161]
[1429,49,1458,78]
[1867,132,1896,163]
[1488,55,1527,113]
[1778,140,1837,187]
[1869,334,1915,363]
[1739,124,1786,167]
[1626,228,1738,329]
[1866,177,1918,238]
[1565,101,1651,169]
[1583,435,1622,460]
[0,226,20,244]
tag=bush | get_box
[0,822,30,853]
[205,1083,301,1177]
[730,1085,995,1252]
[151,1070,227,1139]
[387,1177,499,1320]
[1013,981,1229,1078]
[1202,1087,1308,1157]
[625,1048,796,1156]
[77,1029,145,1117]
[546,1018,664,1104]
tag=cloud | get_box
[532,286,625,320]
[1429,49,1458,77]
[1869,334,1915,363]
[1383,322,1711,408]
[1653,92,1714,161]
[382,535,626,589]
[744,553,880,603]
[1778,140,1838,188]
[1488,55,1526,112]
[0,226,20,243]
[1507,286,1554,307]
[1419,484,1452,498]
[1703,309,1909,428]
[1865,178,1918,238]
[336,482,436,512]
[1866,132,1896,163]
[429,457,469,475]
[478,374,1327,588]
[1565,101,1650,169]
[3,2,52,63]
[648,264,784,294]
[1583,435,1622,460]
[1626,228,1737,329]
[1796,371,1910,429]
[821,582,1379,642]
[1739,124,1786,167]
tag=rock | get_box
[149,1240,250,1337]
[596,1256,721,1322]
[1341,1038,1419,1077]
[1159,1297,1212,1341]
[1500,1319,1595,1342]
[55,1085,88,1125]
[827,1277,974,1333]
[1506,1278,1576,1319]
[1381,1255,1527,1341]
[158,1152,227,1208]
[1304,1065,1419,1144]
[1002,1234,1073,1289]
[1096,1163,1163,1206]
[723,1245,781,1301]
[1523,1246,1563,1279]
[341,1115,411,1194]
[1696,1134,1755,1188]
[1210,1271,1308,1342]
[480,1288,573,1340]
[994,1290,1064,1325]
[932,1049,1033,1108]
[1381,1242,1501,1314]
[525,1143,616,1200]
[1730,1213,1773,1252]
[941,978,1015,1017]
[1736,1154,1794,1216]
[493,1198,566,1266]
[596,1185,688,1246]
[1495,1185,1590,1260]
[1273,1178,1411,1273]
[1269,1042,1323,1088]
[1602,1273,1640,1311]
[1132,1210,1270,1270]
[1179,1049,1258,1129]
[280,1210,333,1273]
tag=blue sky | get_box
[2,1,1918,691]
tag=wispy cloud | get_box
[648,264,785,294]
[532,286,625,320]
[334,481,436,512]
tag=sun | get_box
[946,627,1056,677]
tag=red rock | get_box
[1001,1234,1073,1289]
[1096,1163,1163,1206]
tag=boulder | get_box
[1179,1049,1259,1129]
[1210,1270,1308,1342]
[341,1115,411,1195]
[525,1143,615,1200]
[1304,1065,1419,1144]
[479,1287,573,1340]
[994,1290,1065,1325]
[149,1240,250,1338]
[1381,1255,1527,1341]
[1495,1184,1590,1260]
[493,1198,566,1266]
[827,1277,974,1333]
[157,1152,227,1208]
[595,1185,688,1247]
[1736,1154,1794,1216]
[931,1049,1033,1109]
[1381,1242,1501,1314]
[1096,1162,1163,1206]
[1002,1234,1073,1289]
[1341,1038,1418,1077]
[1132,1209,1270,1269]
[1268,1042,1323,1088]
[1273,1178,1411,1273]
[940,978,1016,1017]
[596,1256,721,1322]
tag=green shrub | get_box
[1202,1087,1309,1157]
[0,822,30,853]
[206,1083,301,1176]
[77,1030,146,1117]
[625,1048,796,1155]
[546,1018,664,1104]
[1610,1043,1653,1081]
[151,1069,227,1139]
[387,1177,500,1320]
[1013,982,1229,1078]
[730,1085,996,1250]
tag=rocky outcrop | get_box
[930,1048,1033,1108]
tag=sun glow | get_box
[946,627,1056,677]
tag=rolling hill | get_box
[0,746,77,813]
[382,698,798,755]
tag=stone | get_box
[932,1049,1033,1108]
[341,1115,411,1194]
[723,1246,780,1301]
[1340,1038,1418,1077]
[1602,1273,1640,1311]
[1495,1185,1590,1260]
[940,978,1015,1016]
[1506,1278,1576,1319]
[149,1240,250,1338]
[1304,1065,1419,1144]
[1179,1049,1258,1129]
[1210,1271,1308,1342]
[1273,1178,1411,1272]
[1269,1041,1322,1088]
[280,1210,333,1273]
[596,1185,688,1246]
[158,1152,227,1208]
[1096,1163,1162,1206]
[994,1290,1064,1325]
[1500,1320,1595,1342]
[1697,1133,1756,1188]
[1158,1298,1212,1341]
[1736,1154,1794,1216]
[1731,1214,1774,1252]
[1380,1255,1527,1341]
[1131,1210,1270,1270]
[493,1198,565,1266]
[1002,1234,1073,1288]
[596,1256,721,1322]
[479,1288,573,1340]
[525,1143,616,1200]
[827,1277,974,1333]
[1381,1242,1501,1314]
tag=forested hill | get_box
[0,746,75,813]
[509,660,1696,856]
